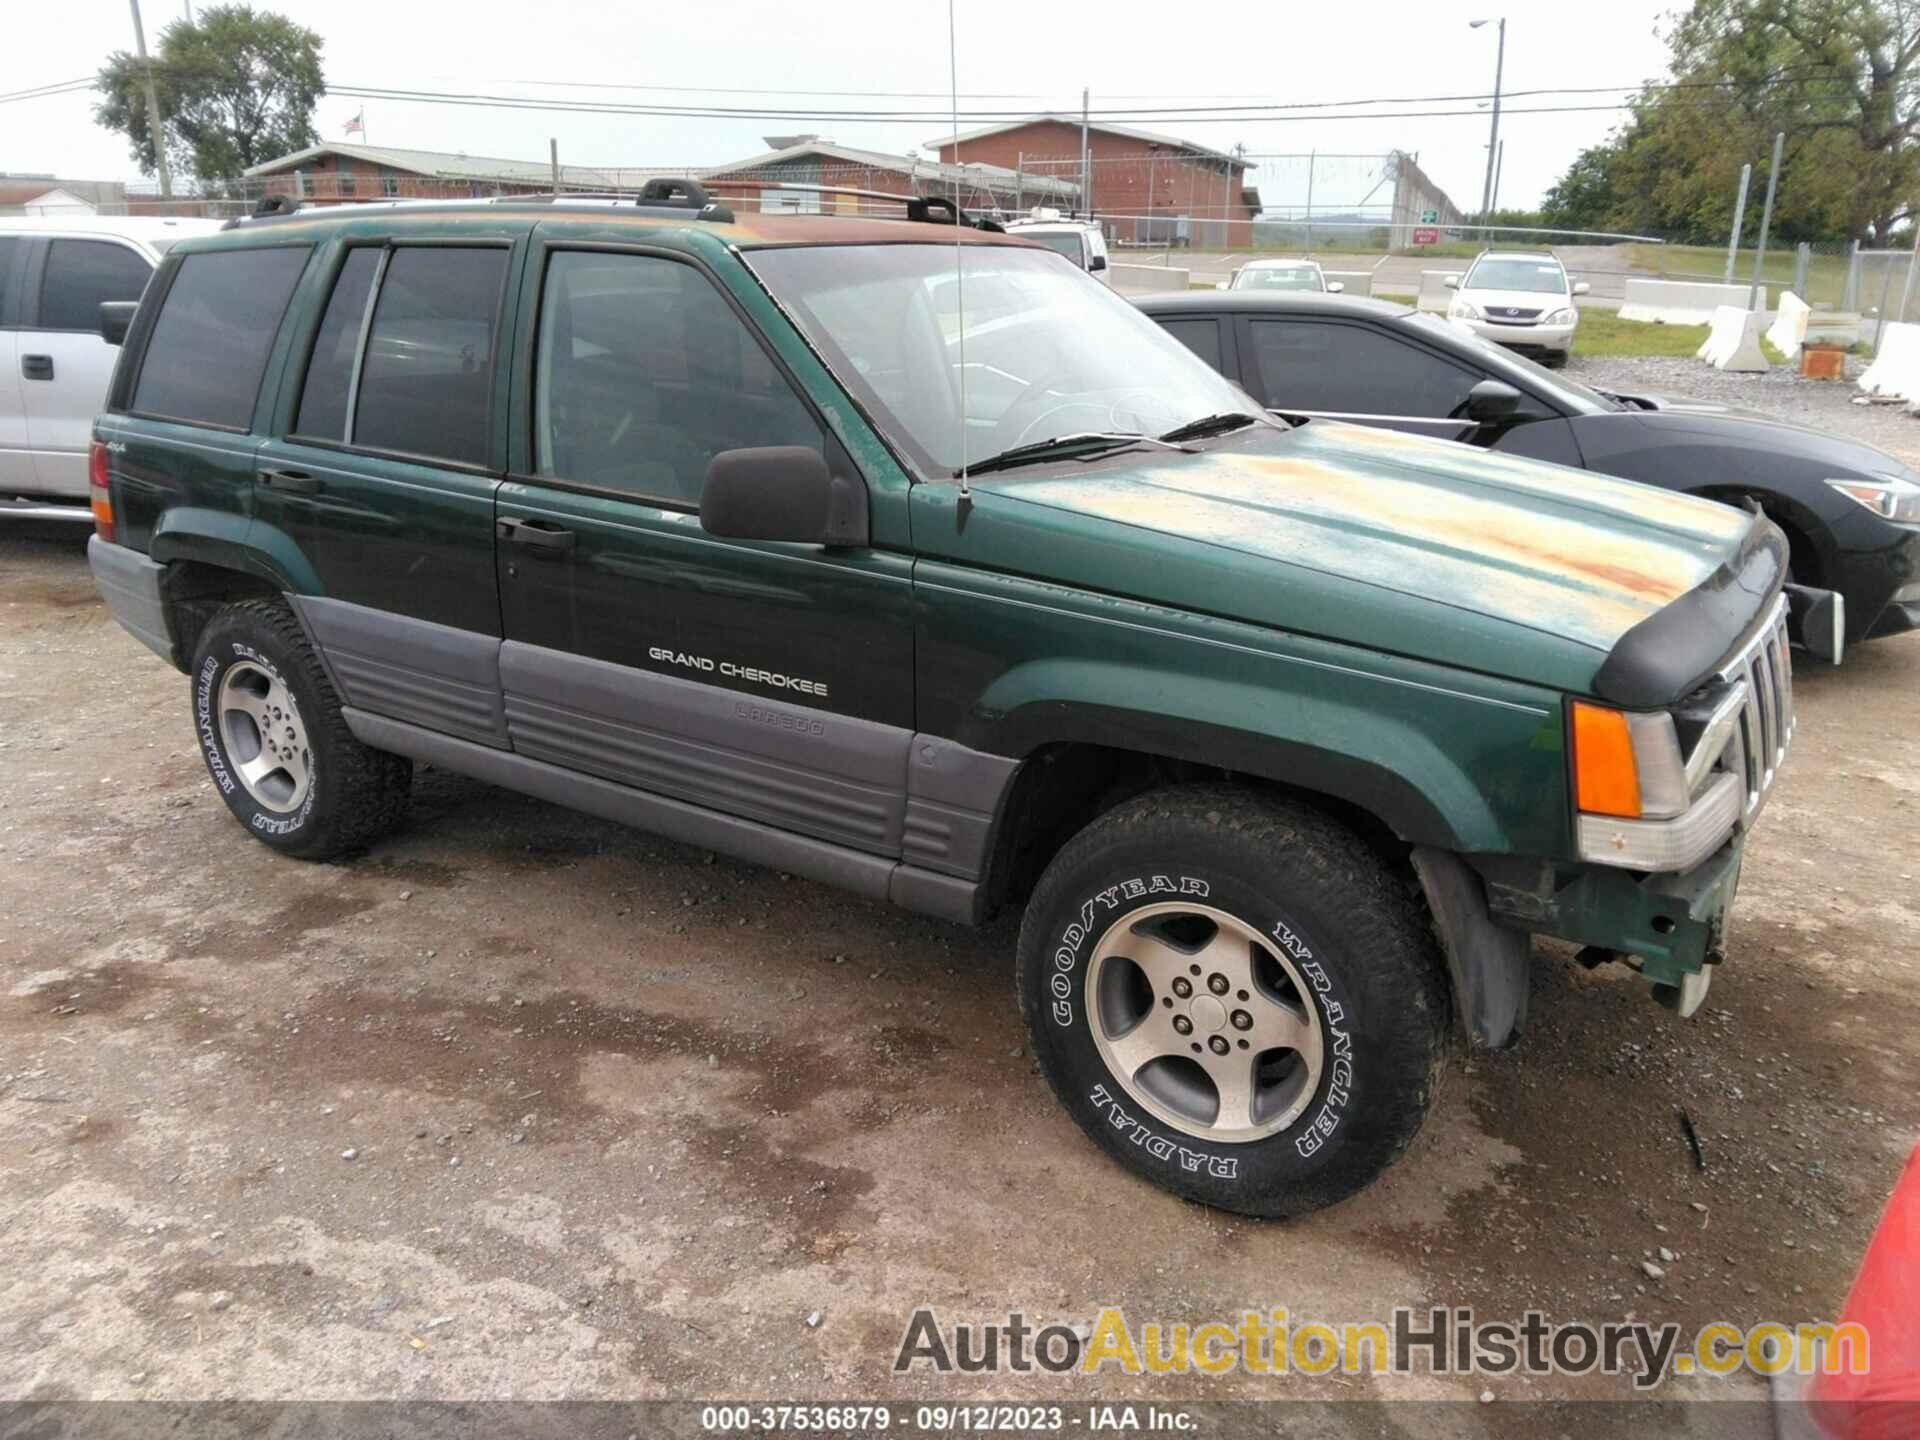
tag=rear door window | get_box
[1245,319,1479,416]
[533,250,821,505]
[1158,318,1223,374]
[350,246,508,466]
[131,246,309,429]
[38,239,152,332]
[293,247,381,441]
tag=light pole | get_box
[1471,16,1505,228]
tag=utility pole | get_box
[1015,151,1023,215]
[1304,150,1316,256]
[1472,17,1505,226]
[550,138,560,197]
[1489,139,1505,221]
[128,0,173,199]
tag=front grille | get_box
[1718,596,1794,823]
[1486,306,1542,323]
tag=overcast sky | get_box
[6,0,1677,212]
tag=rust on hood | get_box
[979,420,1754,655]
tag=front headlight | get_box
[1570,699,1743,872]
[1826,474,1920,523]
[1543,307,1578,326]
[1449,299,1483,321]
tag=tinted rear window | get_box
[1158,318,1223,373]
[132,247,309,429]
[40,239,152,331]
[0,238,24,326]
[294,247,380,440]
[351,247,507,466]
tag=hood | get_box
[919,421,1768,698]
[1597,392,1919,477]
[1459,287,1571,313]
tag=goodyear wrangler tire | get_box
[1016,786,1450,1218]
[189,599,411,860]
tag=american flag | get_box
[343,109,364,137]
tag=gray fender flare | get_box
[1410,846,1529,1051]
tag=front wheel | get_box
[189,598,412,859]
[1016,786,1450,1218]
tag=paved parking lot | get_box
[3,411,1918,1420]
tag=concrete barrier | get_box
[1322,270,1371,297]
[1620,278,1769,325]
[1766,292,1811,360]
[1417,269,1460,313]
[1109,263,1191,295]
[1696,304,1770,372]
[1857,321,1920,401]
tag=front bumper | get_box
[1485,839,1745,988]
[1458,316,1576,353]
[1836,525,1920,642]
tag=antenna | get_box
[948,0,971,509]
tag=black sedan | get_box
[1136,290,1920,651]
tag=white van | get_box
[1,215,224,517]
[1005,210,1111,285]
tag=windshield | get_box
[1234,265,1322,292]
[1463,258,1569,294]
[1402,311,1618,414]
[749,244,1255,475]
[1017,231,1088,267]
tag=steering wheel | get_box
[987,369,1074,445]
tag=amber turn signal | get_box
[1571,701,1642,819]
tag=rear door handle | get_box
[258,468,321,494]
[496,517,575,554]
[21,355,53,381]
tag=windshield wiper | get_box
[963,431,1192,477]
[1157,412,1262,442]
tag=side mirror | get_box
[99,300,138,347]
[1088,254,1107,272]
[1572,280,1591,296]
[1326,281,1345,294]
[700,446,868,547]
[1464,378,1522,423]
[1443,275,1461,289]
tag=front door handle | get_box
[21,355,53,381]
[258,468,321,494]
[497,517,576,555]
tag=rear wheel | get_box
[189,599,411,859]
[1016,786,1450,1218]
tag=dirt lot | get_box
[3,378,1918,1428]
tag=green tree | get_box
[95,5,325,184]
[1540,143,1628,232]
[1541,0,1920,243]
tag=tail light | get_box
[88,439,114,544]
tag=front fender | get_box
[950,648,1565,857]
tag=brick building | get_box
[700,139,1078,217]
[241,142,649,203]
[926,116,1260,247]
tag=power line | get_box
[0,78,96,104]
[320,80,1866,128]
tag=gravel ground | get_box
[2,474,1918,1430]
[1567,353,1920,468]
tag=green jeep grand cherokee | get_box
[86,186,1794,1217]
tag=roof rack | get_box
[222,176,736,230]
[757,183,1004,231]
